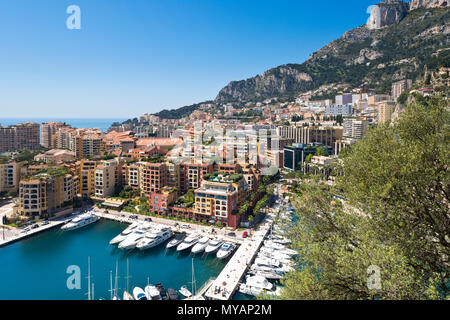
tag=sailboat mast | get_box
[191,258,197,296]
[110,270,113,300]
[114,261,119,298]
[126,258,129,293]
[87,256,91,300]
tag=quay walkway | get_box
[0,219,68,248]
[204,217,272,300]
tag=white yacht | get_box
[133,287,148,300]
[257,251,292,265]
[145,284,161,300]
[204,238,223,254]
[260,246,297,257]
[118,229,147,250]
[191,236,210,254]
[136,229,173,250]
[216,242,236,259]
[178,286,192,298]
[176,233,201,252]
[250,264,286,276]
[109,222,141,245]
[239,275,281,297]
[61,212,99,231]
[166,232,186,249]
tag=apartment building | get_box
[283,143,330,171]
[343,117,369,139]
[194,179,242,228]
[0,122,40,153]
[94,159,123,198]
[80,160,97,197]
[324,104,353,116]
[149,186,178,214]
[0,162,21,193]
[140,162,167,196]
[392,79,412,100]
[276,126,342,152]
[377,101,396,124]
[72,130,104,159]
[41,122,69,149]
[18,173,77,218]
[180,162,214,192]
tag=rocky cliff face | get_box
[213,6,449,105]
[215,65,313,103]
[409,0,449,10]
[366,0,409,30]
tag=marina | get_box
[0,184,294,300]
[0,219,228,300]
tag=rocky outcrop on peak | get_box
[215,65,313,103]
[366,0,409,30]
[409,0,449,10]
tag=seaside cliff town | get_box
[0,0,448,301]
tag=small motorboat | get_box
[166,232,186,249]
[216,242,236,259]
[133,287,148,300]
[145,285,161,300]
[179,286,192,298]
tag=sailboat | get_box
[123,258,134,300]
[86,256,92,300]
[112,262,120,300]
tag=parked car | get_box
[227,232,236,237]
[130,215,138,219]
[144,217,152,222]
[42,220,50,226]
[104,210,109,213]
[20,227,30,233]
[242,231,248,238]
[31,224,39,229]
[173,223,179,227]
[181,224,190,229]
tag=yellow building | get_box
[0,161,21,193]
[18,173,77,218]
[377,101,396,124]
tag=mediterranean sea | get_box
[0,118,127,132]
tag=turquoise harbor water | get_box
[0,220,232,300]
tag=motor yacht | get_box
[109,222,141,244]
[191,236,210,254]
[204,238,223,254]
[118,229,147,250]
[216,242,236,259]
[61,212,99,231]
[176,233,201,252]
[136,229,173,250]
[166,232,186,249]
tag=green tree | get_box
[279,95,449,300]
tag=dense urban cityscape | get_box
[0,0,448,306]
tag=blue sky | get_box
[0,0,379,118]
